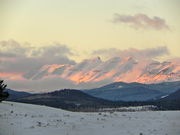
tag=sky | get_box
[0,0,180,91]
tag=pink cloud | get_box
[112,13,169,30]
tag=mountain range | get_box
[7,89,120,111]
[83,81,180,101]
[23,57,180,87]
[6,81,180,111]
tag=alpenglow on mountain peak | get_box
[24,57,180,84]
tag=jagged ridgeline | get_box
[0,80,9,102]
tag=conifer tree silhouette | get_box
[0,80,9,102]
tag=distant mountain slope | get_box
[160,89,180,101]
[6,89,32,100]
[146,81,180,94]
[83,81,180,101]
[84,84,163,101]
[155,89,180,110]
[12,89,120,111]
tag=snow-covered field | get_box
[0,102,180,135]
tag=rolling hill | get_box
[11,89,120,111]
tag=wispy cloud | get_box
[92,46,169,60]
[112,13,169,30]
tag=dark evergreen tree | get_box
[0,80,9,102]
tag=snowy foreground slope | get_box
[0,102,180,135]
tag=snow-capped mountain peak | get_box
[23,57,180,84]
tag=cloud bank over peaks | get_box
[92,46,169,60]
[1,40,179,92]
[0,40,76,74]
